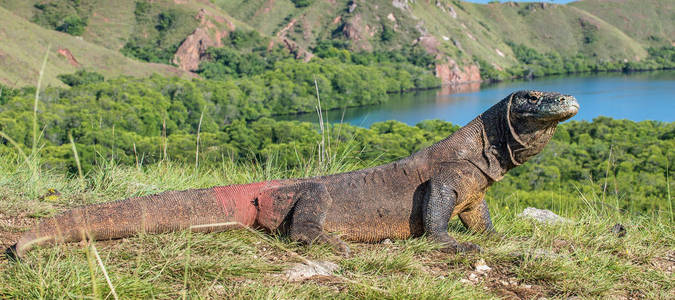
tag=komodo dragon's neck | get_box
[412,99,530,182]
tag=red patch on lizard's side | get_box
[212,181,281,227]
[255,186,296,230]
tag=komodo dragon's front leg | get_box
[459,198,496,235]
[423,162,491,253]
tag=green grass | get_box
[0,154,672,299]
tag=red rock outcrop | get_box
[57,48,80,67]
[341,14,374,51]
[172,9,234,72]
[435,59,481,85]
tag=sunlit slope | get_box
[410,1,647,67]
[0,0,670,86]
[0,7,192,87]
[209,0,654,67]
[570,0,674,47]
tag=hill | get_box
[0,6,193,87]
[0,0,672,86]
[570,0,674,47]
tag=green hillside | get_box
[0,0,672,87]
[0,6,192,87]
[570,0,674,48]
[207,0,668,68]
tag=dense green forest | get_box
[478,45,675,81]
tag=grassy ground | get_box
[0,154,672,299]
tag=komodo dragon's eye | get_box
[527,92,541,104]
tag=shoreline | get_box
[267,68,675,121]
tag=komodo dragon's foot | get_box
[430,233,482,254]
[292,231,351,257]
[486,230,504,241]
[438,242,482,254]
[324,235,351,257]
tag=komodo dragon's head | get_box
[500,90,579,165]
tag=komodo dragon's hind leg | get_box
[288,182,350,255]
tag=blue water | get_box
[274,70,675,127]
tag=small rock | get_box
[468,273,479,282]
[611,223,626,237]
[348,3,357,13]
[448,5,457,19]
[211,284,226,296]
[283,260,339,282]
[523,284,532,289]
[531,248,560,259]
[474,258,491,273]
[392,0,409,10]
[460,278,472,285]
[518,207,570,224]
[382,238,393,245]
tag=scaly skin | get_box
[8,90,578,258]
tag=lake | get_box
[273,70,675,127]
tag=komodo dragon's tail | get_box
[9,182,273,259]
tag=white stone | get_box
[518,207,570,224]
[474,258,492,273]
[283,260,339,282]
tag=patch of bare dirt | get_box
[172,9,234,71]
[57,48,80,67]
[651,250,675,275]
[253,0,276,18]
[456,259,548,299]
[482,265,546,299]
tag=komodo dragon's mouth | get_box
[537,95,579,122]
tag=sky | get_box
[465,0,577,4]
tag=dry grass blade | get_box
[195,110,204,170]
[68,132,83,181]
[314,77,326,169]
[162,117,168,161]
[133,142,140,170]
[667,158,673,222]
[0,130,29,164]
[111,124,116,163]
[90,243,119,300]
[32,44,50,155]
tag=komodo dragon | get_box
[8,90,578,258]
